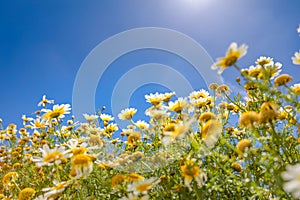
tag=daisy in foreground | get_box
[282,164,300,198]
[32,144,71,167]
[181,159,207,190]
[42,104,71,121]
[127,177,160,195]
[40,180,71,200]
[211,42,248,74]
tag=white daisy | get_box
[127,177,160,195]
[292,51,300,65]
[42,180,71,199]
[31,144,71,167]
[118,108,137,120]
[83,113,99,123]
[282,164,300,198]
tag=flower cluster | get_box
[0,24,299,199]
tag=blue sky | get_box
[0,0,300,127]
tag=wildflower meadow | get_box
[1,25,300,200]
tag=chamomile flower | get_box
[145,92,164,106]
[100,113,114,122]
[127,177,160,195]
[30,118,48,129]
[282,164,300,198]
[181,159,207,190]
[202,119,222,147]
[145,108,169,121]
[2,172,18,187]
[168,97,187,113]
[292,51,300,65]
[71,154,94,179]
[18,188,35,200]
[38,95,54,107]
[83,113,99,123]
[118,108,137,120]
[42,180,71,200]
[135,120,149,130]
[31,144,71,167]
[22,115,34,126]
[189,89,209,100]
[211,42,248,74]
[256,56,274,67]
[42,104,71,121]
[162,92,175,102]
[291,83,300,95]
[162,119,193,146]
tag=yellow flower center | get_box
[18,188,36,200]
[49,111,62,119]
[181,165,200,177]
[72,147,87,155]
[127,173,144,182]
[53,182,68,190]
[43,152,62,163]
[135,183,152,192]
[223,54,239,67]
[72,154,92,167]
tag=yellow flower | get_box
[258,102,279,123]
[201,119,222,147]
[6,123,17,135]
[127,131,141,146]
[104,123,119,134]
[2,172,18,186]
[30,118,47,129]
[209,83,219,90]
[18,188,35,200]
[21,115,33,126]
[71,154,94,179]
[88,134,103,147]
[31,144,71,167]
[162,92,175,102]
[247,65,261,78]
[291,83,300,95]
[145,92,164,106]
[216,84,231,96]
[126,173,145,182]
[274,74,293,86]
[239,111,260,128]
[162,120,193,146]
[111,174,126,187]
[180,159,207,190]
[118,108,137,120]
[42,180,71,200]
[99,113,114,122]
[83,113,99,123]
[135,120,149,130]
[231,162,242,172]
[256,56,274,67]
[127,177,160,195]
[189,89,209,100]
[38,95,54,107]
[292,51,300,65]
[168,97,187,113]
[236,139,251,153]
[211,42,248,74]
[42,104,71,121]
[199,112,217,123]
